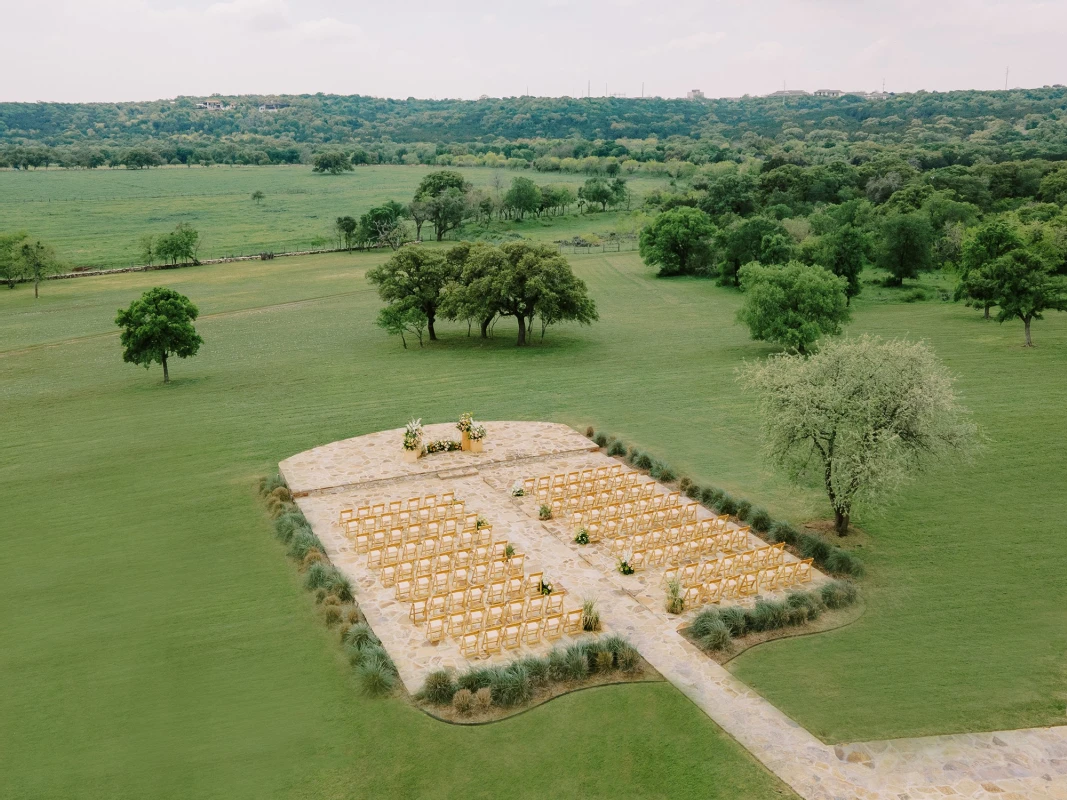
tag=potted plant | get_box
[510,482,525,497]
[402,418,423,463]
[468,423,487,453]
[457,412,473,451]
[538,504,552,521]
[574,528,590,545]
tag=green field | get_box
[2,245,1065,799]
[0,165,662,269]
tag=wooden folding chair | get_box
[505,576,523,600]
[487,580,507,605]
[683,585,702,610]
[661,566,680,586]
[481,626,503,655]
[431,571,450,596]
[525,594,545,620]
[737,570,759,597]
[521,619,541,645]
[542,614,564,639]
[502,623,522,650]
[426,615,446,643]
[702,578,725,605]
[415,556,433,576]
[505,597,526,623]
[367,548,384,570]
[795,558,813,583]
[447,610,467,638]
[409,599,428,624]
[562,608,583,635]
[488,559,509,582]
[680,563,698,585]
[395,576,414,602]
[465,607,486,631]
[452,566,470,590]
[380,563,398,587]
[629,549,648,571]
[778,561,798,586]
[466,585,484,608]
[524,571,544,597]
[470,563,489,586]
[545,591,565,616]
[486,603,506,628]
[459,631,480,658]
[508,553,525,576]
[414,574,432,600]
[338,507,354,526]
[446,588,467,613]
[759,566,782,591]
[522,477,536,495]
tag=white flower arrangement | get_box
[468,423,487,441]
[510,482,525,497]
[402,418,424,452]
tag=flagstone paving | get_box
[282,421,1067,800]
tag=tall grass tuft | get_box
[422,669,456,705]
[452,688,474,714]
[719,605,748,637]
[689,607,723,638]
[581,598,601,632]
[821,580,859,609]
[768,521,799,546]
[563,644,590,680]
[635,453,653,470]
[474,687,493,710]
[518,656,550,686]
[666,580,685,615]
[824,548,866,578]
[735,499,752,521]
[716,493,738,516]
[798,532,832,563]
[304,562,332,590]
[593,432,609,448]
[274,510,308,543]
[288,529,323,560]
[607,440,627,457]
[457,666,494,693]
[490,664,533,707]
[656,464,677,483]
[748,599,789,632]
[749,507,772,533]
[697,617,733,651]
[357,654,396,697]
[259,473,288,496]
[342,622,379,650]
[701,486,724,507]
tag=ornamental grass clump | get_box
[635,453,653,471]
[457,666,494,693]
[581,598,601,632]
[716,493,738,516]
[356,653,396,697]
[735,499,753,521]
[821,579,858,609]
[518,656,550,686]
[538,504,552,520]
[563,645,590,681]
[628,446,642,464]
[474,687,493,710]
[593,432,609,447]
[666,580,685,615]
[748,599,790,632]
[422,669,457,705]
[491,663,533,707]
[607,440,627,457]
[259,472,288,496]
[701,486,724,507]
[452,688,474,714]
[719,605,748,637]
[768,521,800,546]
[824,548,866,578]
[274,510,309,543]
[684,483,702,500]
[798,532,832,563]
[594,648,615,674]
[322,605,342,626]
[749,507,772,533]
[656,463,677,483]
[342,622,379,650]
[287,529,323,561]
[697,618,733,651]
[785,590,823,622]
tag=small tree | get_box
[737,261,850,353]
[115,287,204,383]
[963,247,1067,346]
[312,152,353,174]
[504,177,541,220]
[821,224,869,304]
[376,302,427,349]
[335,216,358,249]
[139,233,155,266]
[18,240,63,298]
[367,246,455,341]
[413,171,472,240]
[581,177,613,211]
[877,212,933,286]
[155,223,200,265]
[0,231,27,289]
[638,207,716,277]
[741,335,978,535]
[955,219,1022,319]
[251,190,265,204]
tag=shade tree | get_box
[367,246,456,341]
[737,261,850,353]
[17,239,63,298]
[741,335,979,535]
[638,207,716,277]
[954,219,1022,318]
[114,287,204,383]
[877,212,934,285]
[312,151,353,174]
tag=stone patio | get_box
[280,421,1067,800]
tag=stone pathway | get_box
[281,421,1067,800]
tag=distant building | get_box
[813,88,844,98]
[257,103,288,112]
[766,89,811,98]
[196,100,226,111]
[686,89,705,100]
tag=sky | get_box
[2,0,1065,102]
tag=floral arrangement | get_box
[425,439,462,453]
[538,504,552,521]
[468,423,487,441]
[402,418,424,452]
[475,514,489,529]
[618,559,635,576]
[456,412,474,434]
[510,482,525,497]
[574,528,590,545]
[539,579,554,596]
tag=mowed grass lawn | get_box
[0,164,663,268]
[1,250,1064,799]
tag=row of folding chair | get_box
[533,472,641,504]
[609,521,748,562]
[338,491,457,525]
[572,501,701,535]
[527,464,624,493]
[370,536,514,572]
[445,609,585,655]
[355,523,493,557]
[413,585,565,630]
[388,554,529,600]
[675,559,815,611]
[662,544,787,587]
[344,504,470,538]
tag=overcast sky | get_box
[3,0,1065,103]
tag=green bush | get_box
[748,599,789,632]
[735,499,753,521]
[678,476,693,493]
[628,446,642,463]
[288,529,323,560]
[538,504,552,520]
[475,687,493,710]
[716,494,738,516]
[689,607,722,638]
[902,288,926,303]
[259,472,288,496]
[322,605,342,626]
[491,663,533,707]
[719,605,748,637]
[457,666,495,693]
[518,656,550,686]
[785,590,823,622]
[635,453,653,470]
[563,644,591,680]
[821,579,859,609]
[585,426,595,438]
[452,688,474,713]
[422,669,457,705]
[342,622,379,650]
[657,464,677,483]
[749,507,772,533]
[798,533,832,563]
[593,432,609,447]
[304,562,332,590]
[768,521,799,546]
[273,510,308,543]
[665,580,685,615]
[685,483,702,500]
[700,486,724,507]
[698,618,733,651]
[616,643,640,672]
[594,648,615,674]
[357,654,396,697]
[824,548,866,578]
[547,648,570,682]
[607,440,627,457]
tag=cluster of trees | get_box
[8,87,1067,175]
[368,241,597,347]
[139,224,201,266]
[0,232,62,296]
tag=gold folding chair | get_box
[465,607,486,631]
[367,548,384,570]
[525,594,546,620]
[562,608,583,635]
[414,574,432,600]
[542,614,564,639]
[703,578,725,605]
[737,570,759,597]
[505,597,526,623]
[778,561,798,585]
[452,566,470,589]
[521,619,541,645]
[545,591,565,616]
[459,631,480,658]
[488,559,509,582]
[629,549,648,571]
[446,588,467,613]
[508,553,525,576]
[487,580,507,605]
[440,490,455,505]
[380,563,398,587]
[502,623,522,650]
[395,576,414,602]
[409,599,428,624]
[481,625,503,655]
[470,562,489,586]
[795,558,813,583]
[426,615,446,643]
[431,571,450,596]
[466,585,485,608]
[524,571,544,597]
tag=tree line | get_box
[368,240,597,347]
